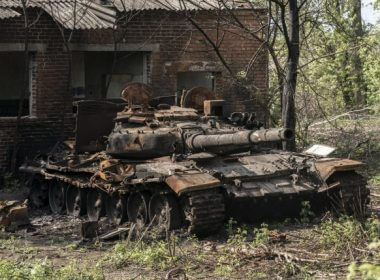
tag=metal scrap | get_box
[0,200,29,229]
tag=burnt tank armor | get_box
[21,83,369,234]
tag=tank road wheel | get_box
[27,176,48,208]
[149,193,182,231]
[48,181,67,214]
[66,186,87,217]
[87,189,106,221]
[106,192,128,225]
[127,192,150,228]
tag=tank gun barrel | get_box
[185,128,293,152]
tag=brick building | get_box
[0,0,268,172]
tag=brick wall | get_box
[0,9,74,171]
[0,8,268,171]
[75,9,268,115]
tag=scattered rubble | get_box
[0,200,29,230]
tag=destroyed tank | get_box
[20,83,369,234]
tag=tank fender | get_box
[165,172,221,195]
[314,158,365,181]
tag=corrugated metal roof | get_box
[0,0,116,29]
[0,7,21,19]
[112,0,253,12]
[0,0,263,28]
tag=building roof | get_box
[0,7,21,19]
[0,0,264,29]
[0,0,116,29]
[112,0,254,12]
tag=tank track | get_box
[183,189,225,234]
[31,168,227,234]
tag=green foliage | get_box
[0,235,37,257]
[365,218,380,241]
[0,259,104,280]
[362,29,380,111]
[347,262,380,280]
[320,217,359,250]
[105,240,178,270]
[374,0,380,10]
[264,0,380,141]
[214,233,246,276]
[253,223,270,246]
[300,201,315,224]
[0,235,19,251]
[320,216,380,251]
[370,174,380,186]
[226,220,271,247]
[227,225,248,245]
[347,241,380,280]
[214,253,241,276]
[280,262,312,279]
[226,218,238,237]
[216,222,271,276]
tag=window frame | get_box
[0,51,35,118]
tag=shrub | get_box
[320,216,380,251]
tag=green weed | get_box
[347,241,380,280]
[348,262,380,280]
[214,250,242,276]
[253,223,270,246]
[280,262,313,279]
[226,218,238,237]
[300,201,315,224]
[227,226,248,245]
[0,258,104,280]
[245,271,268,279]
[0,235,20,251]
[320,216,380,251]
[226,220,271,247]
[369,174,380,186]
[0,235,37,257]
[104,240,178,270]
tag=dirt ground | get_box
[0,179,379,280]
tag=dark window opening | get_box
[177,71,216,92]
[0,52,32,117]
[71,51,147,101]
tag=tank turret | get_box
[106,103,294,158]
[105,82,294,158]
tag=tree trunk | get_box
[352,0,365,106]
[281,0,299,151]
[336,0,365,109]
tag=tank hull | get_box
[21,150,369,234]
